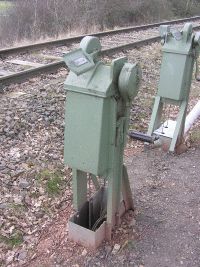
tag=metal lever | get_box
[195,58,200,81]
[129,131,159,143]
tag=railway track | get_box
[1,15,200,56]
[1,16,200,89]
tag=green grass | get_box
[36,169,64,196]
[46,174,63,195]
[0,232,23,248]
[36,169,52,181]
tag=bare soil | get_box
[128,146,200,267]
[23,145,200,267]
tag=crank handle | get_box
[129,131,159,144]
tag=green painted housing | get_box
[63,59,119,176]
[64,91,115,176]
[148,23,200,152]
[158,23,195,101]
[63,36,141,239]
[158,53,193,100]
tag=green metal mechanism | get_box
[148,23,200,152]
[63,36,141,247]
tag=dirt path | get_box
[27,146,200,267]
[127,146,200,267]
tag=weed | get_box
[119,239,136,252]
[30,191,41,198]
[36,169,64,196]
[41,206,52,216]
[190,128,200,143]
[0,232,23,248]
[10,203,25,210]
[9,203,27,216]
[36,169,52,181]
[46,174,62,195]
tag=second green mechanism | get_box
[148,23,200,152]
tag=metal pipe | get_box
[129,131,159,143]
[184,100,200,135]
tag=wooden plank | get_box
[0,70,15,76]
[6,59,44,68]
[37,54,62,60]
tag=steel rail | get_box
[0,16,200,56]
[1,25,200,89]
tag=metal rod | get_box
[1,16,200,56]
[129,131,159,143]
[89,198,93,230]
[1,26,200,89]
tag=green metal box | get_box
[64,62,117,176]
[157,23,194,101]
[64,36,141,245]
[64,92,114,176]
[158,53,193,101]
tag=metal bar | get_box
[72,169,87,210]
[129,131,159,143]
[101,36,160,54]
[169,101,187,152]
[121,165,134,211]
[147,96,163,135]
[1,25,200,89]
[0,16,200,56]
[0,37,158,88]
[90,174,100,191]
[0,61,65,88]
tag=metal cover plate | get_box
[154,120,176,139]
[64,48,95,75]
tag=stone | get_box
[7,164,16,170]
[19,179,30,189]
[81,249,87,256]
[112,244,121,254]
[105,245,112,255]
[130,218,136,227]
[17,250,27,261]
[0,203,8,209]
[35,210,45,219]
[13,196,23,204]
[6,251,15,264]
